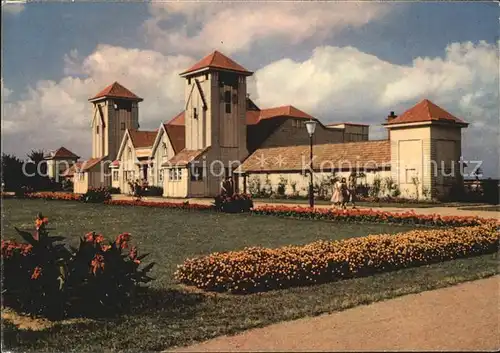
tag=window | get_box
[405,169,417,183]
[113,171,119,181]
[159,169,164,182]
[193,107,198,119]
[190,167,204,181]
[121,122,126,130]
[96,126,100,135]
[188,78,191,85]
[292,119,304,128]
[79,172,85,181]
[168,168,183,181]
[205,73,209,80]
[162,142,168,157]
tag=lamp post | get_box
[305,119,317,208]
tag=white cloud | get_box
[143,2,391,55]
[3,40,498,176]
[1,2,25,16]
[2,45,193,159]
[252,41,499,176]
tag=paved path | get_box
[170,276,500,352]
[112,195,500,219]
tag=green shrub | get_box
[143,186,163,196]
[108,187,121,194]
[214,194,253,213]
[1,213,154,319]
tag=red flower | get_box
[90,254,105,275]
[31,266,42,280]
[85,232,95,242]
[129,246,140,264]
[116,232,131,249]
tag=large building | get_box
[72,50,468,200]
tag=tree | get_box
[1,154,25,191]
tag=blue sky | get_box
[2,1,499,176]
[4,2,497,96]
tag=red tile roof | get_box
[128,130,158,148]
[45,146,80,160]
[61,162,83,177]
[81,157,106,172]
[180,50,252,76]
[164,147,210,167]
[165,105,313,127]
[327,122,370,127]
[166,111,185,126]
[386,99,467,125]
[163,124,186,154]
[89,82,143,102]
[237,140,390,172]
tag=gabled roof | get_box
[63,157,108,173]
[237,140,390,173]
[166,111,185,126]
[385,99,467,126]
[129,130,158,148]
[163,147,210,167]
[163,124,186,154]
[246,105,314,125]
[61,162,83,177]
[89,82,143,102]
[44,146,80,160]
[327,122,370,127]
[180,50,253,76]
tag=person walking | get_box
[347,174,357,209]
[330,178,343,208]
[340,177,349,209]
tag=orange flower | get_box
[31,266,42,280]
[35,217,48,230]
[129,246,140,264]
[85,232,95,242]
[116,233,131,249]
[102,244,111,252]
[94,234,105,244]
[90,254,105,275]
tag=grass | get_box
[459,205,500,212]
[2,199,499,352]
[252,197,439,208]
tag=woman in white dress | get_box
[330,179,343,207]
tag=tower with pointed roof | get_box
[88,82,143,160]
[180,50,253,167]
[384,99,468,200]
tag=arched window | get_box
[162,142,168,157]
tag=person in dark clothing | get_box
[220,176,234,197]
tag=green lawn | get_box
[2,199,498,352]
[252,197,440,208]
[459,205,500,212]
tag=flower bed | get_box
[175,223,499,294]
[24,191,81,201]
[253,205,493,227]
[16,193,496,227]
[107,199,214,211]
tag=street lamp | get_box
[305,119,317,208]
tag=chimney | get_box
[387,111,397,123]
[386,111,397,140]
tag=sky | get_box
[2,1,499,177]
